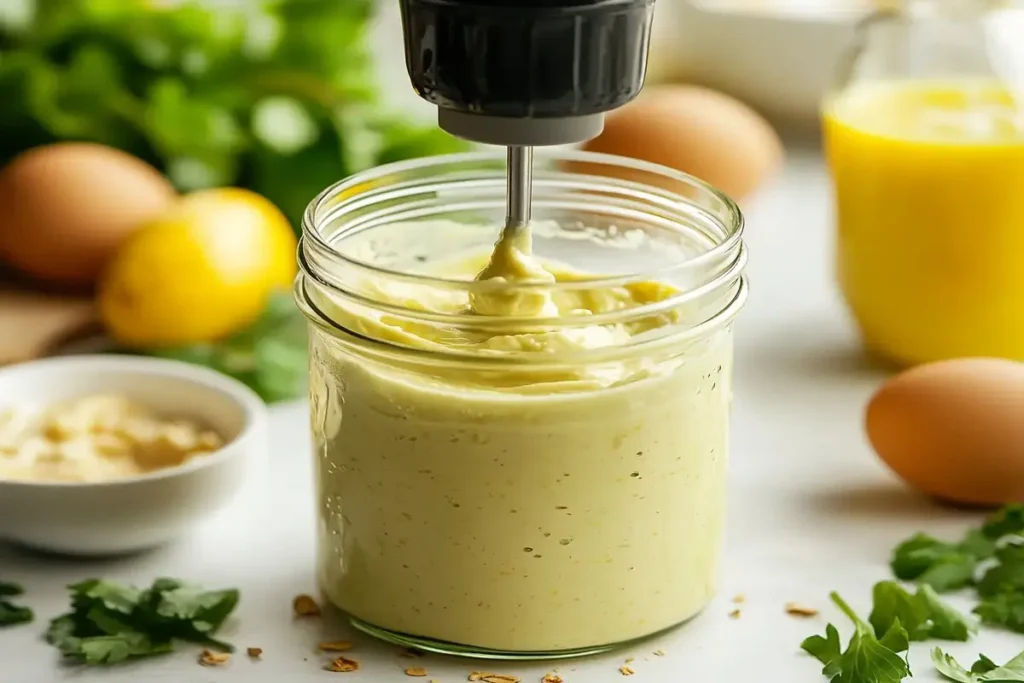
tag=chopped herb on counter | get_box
[801,592,911,683]
[803,505,1024,682]
[869,581,977,642]
[932,647,1024,682]
[889,506,1024,594]
[888,504,1024,635]
[46,578,239,665]
[0,580,33,627]
[974,591,1024,634]
[981,505,1024,541]
[890,531,990,593]
[977,543,1024,599]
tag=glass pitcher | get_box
[823,0,1024,366]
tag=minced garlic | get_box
[0,394,223,483]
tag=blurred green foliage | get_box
[0,0,470,402]
[0,0,467,229]
[148,291,307,403]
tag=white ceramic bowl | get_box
[648,1,865,129]
[0,355,267,556]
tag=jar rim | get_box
[296,149,748,366]
[300,149,744,293]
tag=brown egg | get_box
[866,358,1024,507]
[0,143,177,287]
[580,85,783,201]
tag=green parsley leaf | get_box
[69,579,142,615]
[982,505,1024,540]
[961,529,999,559]
[45,577,239,665]
[890,528,995,593]
[803,623,843,666]
[869,581,929,640]
[978,543,1024,598]
[78,633,172,665]
[974,591,1024,633]
[933,647,1024,682]
[917,584,979,640]
[933,648,980,682]
[869,581,976,642]
[0,580,33,627]
[0,600,33,626]
[45,615,82,656]
[974,655,1000,674]
[800,592,911,683]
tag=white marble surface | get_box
[2,141,1017,683]
[0,8,1017,680]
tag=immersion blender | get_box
[398,0,658,230]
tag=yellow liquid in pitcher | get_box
[824,80,1024,364]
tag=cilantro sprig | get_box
[45,578,239,665]
[0,580,33,627]
[801,506,1022,683]
[801,592,912,683]
[889,504,1024,634]
[890,530,995,593]
[869,581,977,642]
[933,647,1024,682]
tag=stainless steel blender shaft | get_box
[505,145,534,227]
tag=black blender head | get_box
[400,0,656,126]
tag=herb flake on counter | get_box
[932,647,1024,682]
[199,649,231,667]
[786,602,820,618]
[801,592,911,683]
[869,581,977,642]
[45,578,239,665]
[325,656,359,672]
[0,580,33,627]
[292,593,321,617]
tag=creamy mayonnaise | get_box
[309,221,733,652]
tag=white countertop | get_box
[1,144,1017,682]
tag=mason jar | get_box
[294,151,747,658]
[824,0,1024,365]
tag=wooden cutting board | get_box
[0,283,100,365]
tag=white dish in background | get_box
[0,355,267,556]
[648,0,868,129]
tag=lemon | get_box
[99,188,298,347]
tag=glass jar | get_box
[294,151,747,659]
[824,0,1024,365]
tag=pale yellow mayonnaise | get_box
[310,220,733,652]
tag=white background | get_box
[1,6,1018,683]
